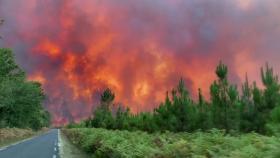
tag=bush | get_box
[63,128,280,158]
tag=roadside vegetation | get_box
[0,128,34,147]
[0,48,50,130]
[64,128,280,158]
[65,61,280,157]
[59,129,90,158]
[0,128,49,148]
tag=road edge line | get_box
[58,129,63,158]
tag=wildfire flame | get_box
[1,0,280,125]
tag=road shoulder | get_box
[59,129,89,158]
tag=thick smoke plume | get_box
[1,0,280,125]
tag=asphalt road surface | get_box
[0,129,60,158]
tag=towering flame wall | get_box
[1,0,280,125]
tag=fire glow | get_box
[1,0,280,125]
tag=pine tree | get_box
[91,88,115,129]
[101,88,115,109]
[210,61,240,132]
[197,88,212,130]
[114,106,130,130]
[154,92,177,131]
[261,63,280,110]
[260,64,280,134]
[240,75,257,132]
[198,88,204,106]
[172,78,197,131]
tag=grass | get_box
[59,129,90,158]
[63,128,280,158]
[0,127,48,148]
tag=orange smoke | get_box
[1,0,280,125]
[33,39,61,57]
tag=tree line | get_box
[0,48,50,130]
[69,61,280,135]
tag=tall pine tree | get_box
[210,61,240,132]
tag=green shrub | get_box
[63,128,280,158]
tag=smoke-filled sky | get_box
[1,0,280,125]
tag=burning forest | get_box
[1,0,280,125]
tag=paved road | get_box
[0,129,60,158]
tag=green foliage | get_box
[101,88,115,109]
[61,61,280,158]
[216,61,228,80]
[114,107,130,130]
[240,76,257,132]
[64,128,280,158]
[91,107,114,129]
[210,62,240,132]
[0,48,50,130]
[154,78,197,132]
[65,61,280,158]
[266,106,280,136]
[88,88,115,129]
[154,92,178,132]
[240,64,280,134]
[73,61,280,135]
[0,48,24,81]
[196,88,213,131]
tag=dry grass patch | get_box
[0,128,48,147]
